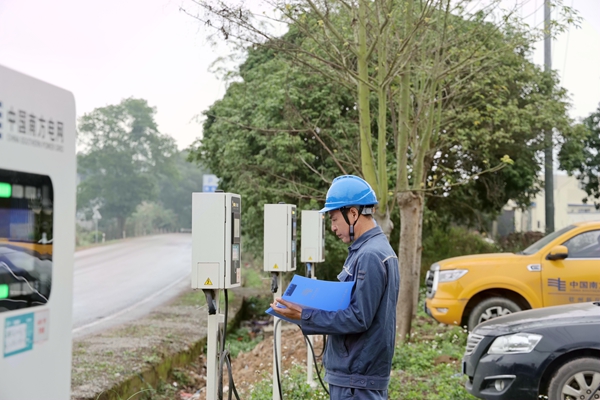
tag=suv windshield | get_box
[519,225,576,255]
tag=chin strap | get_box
[340,206,364,242]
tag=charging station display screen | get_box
[321,214,326,257]
[234,218,240,239]
[0,168,53,313]
[291,208,297,269]
[231,196,241,285]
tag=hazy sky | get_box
[0,0,598,150]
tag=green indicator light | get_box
[0,284,8,299]
[0,182,11,198]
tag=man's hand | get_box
[270,298,303,321]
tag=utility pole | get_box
[544,0,555,233]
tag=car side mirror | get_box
[547,245,569,261]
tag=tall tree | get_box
[159,150,208,230]
[559,104,600,207]
[77,98,178,237]
[186,0,576,340]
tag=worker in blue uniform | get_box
[271,175,400,400]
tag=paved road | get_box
[71,234,191,338]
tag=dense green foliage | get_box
[78,99,208,239]
[420,226,498,279]
[559,103,600,208]
[78,98,178,237]
[156,150,208,230]
[189,14,573,269]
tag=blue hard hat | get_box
[319,175,378,213]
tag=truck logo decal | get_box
[548,278,567,291]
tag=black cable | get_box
[271,272,279,293]
[217,291,225,400]
[315,335,326,358]
[222,290,241,400]
[303,334,329,395]
[273,318,284,400]
[225,351,241,400]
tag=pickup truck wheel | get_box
[547,358,600,400]
[467,297,521,330]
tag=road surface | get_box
[71,234,191,338]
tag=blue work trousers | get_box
[329,384,387,400]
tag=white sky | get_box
[0,0,598,151]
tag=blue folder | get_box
[266,274,355,324]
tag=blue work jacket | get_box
[300,225,400,390]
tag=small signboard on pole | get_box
[202,174,219,193]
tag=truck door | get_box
[541,229,600,307]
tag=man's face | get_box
[329,209,353,244]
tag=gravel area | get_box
[70,286,259,400]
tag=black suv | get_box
[464,302,600,400]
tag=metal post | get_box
[273,273,282,400]
[544,0,555,233]
[205,289,222,400]
[306,263,317,387]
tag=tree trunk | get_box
[412,198,425,318]
[396,190,423,343]
[374,208,393,239]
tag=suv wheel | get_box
[548,357,600,400]
[467,297,521,330]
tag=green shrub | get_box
[226,326,264,358]
[496,231,544,253]
[421,226,499,282]
[246,365,328,400]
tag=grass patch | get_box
[247,365,329,400]
[226,326,264,358]
[242,268,267,289]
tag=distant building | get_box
[495,174,600,236]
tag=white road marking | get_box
[72,273,190,334]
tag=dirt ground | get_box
[177,325,325,399]
[228,326,324,396]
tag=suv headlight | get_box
[438,269,468,282]
[488,333,543,354]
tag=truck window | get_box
[562,230,600,258]
[520,225,575,255]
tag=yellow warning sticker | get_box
[273,264,279,269]
[204,278,213,286]
[308,256,313,261]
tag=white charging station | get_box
[300,210,325,264]
[263,203,297,399]
[192,192,242,290]
[300,210,326,387]
[192,191,242,400]
[0,65,76,399]
[263,203,297,273]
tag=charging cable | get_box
[273,318,285,400]
[203,288,241,400]
[221,289,241,400]
[303,333,329,395]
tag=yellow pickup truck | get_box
[425,221,600,330]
